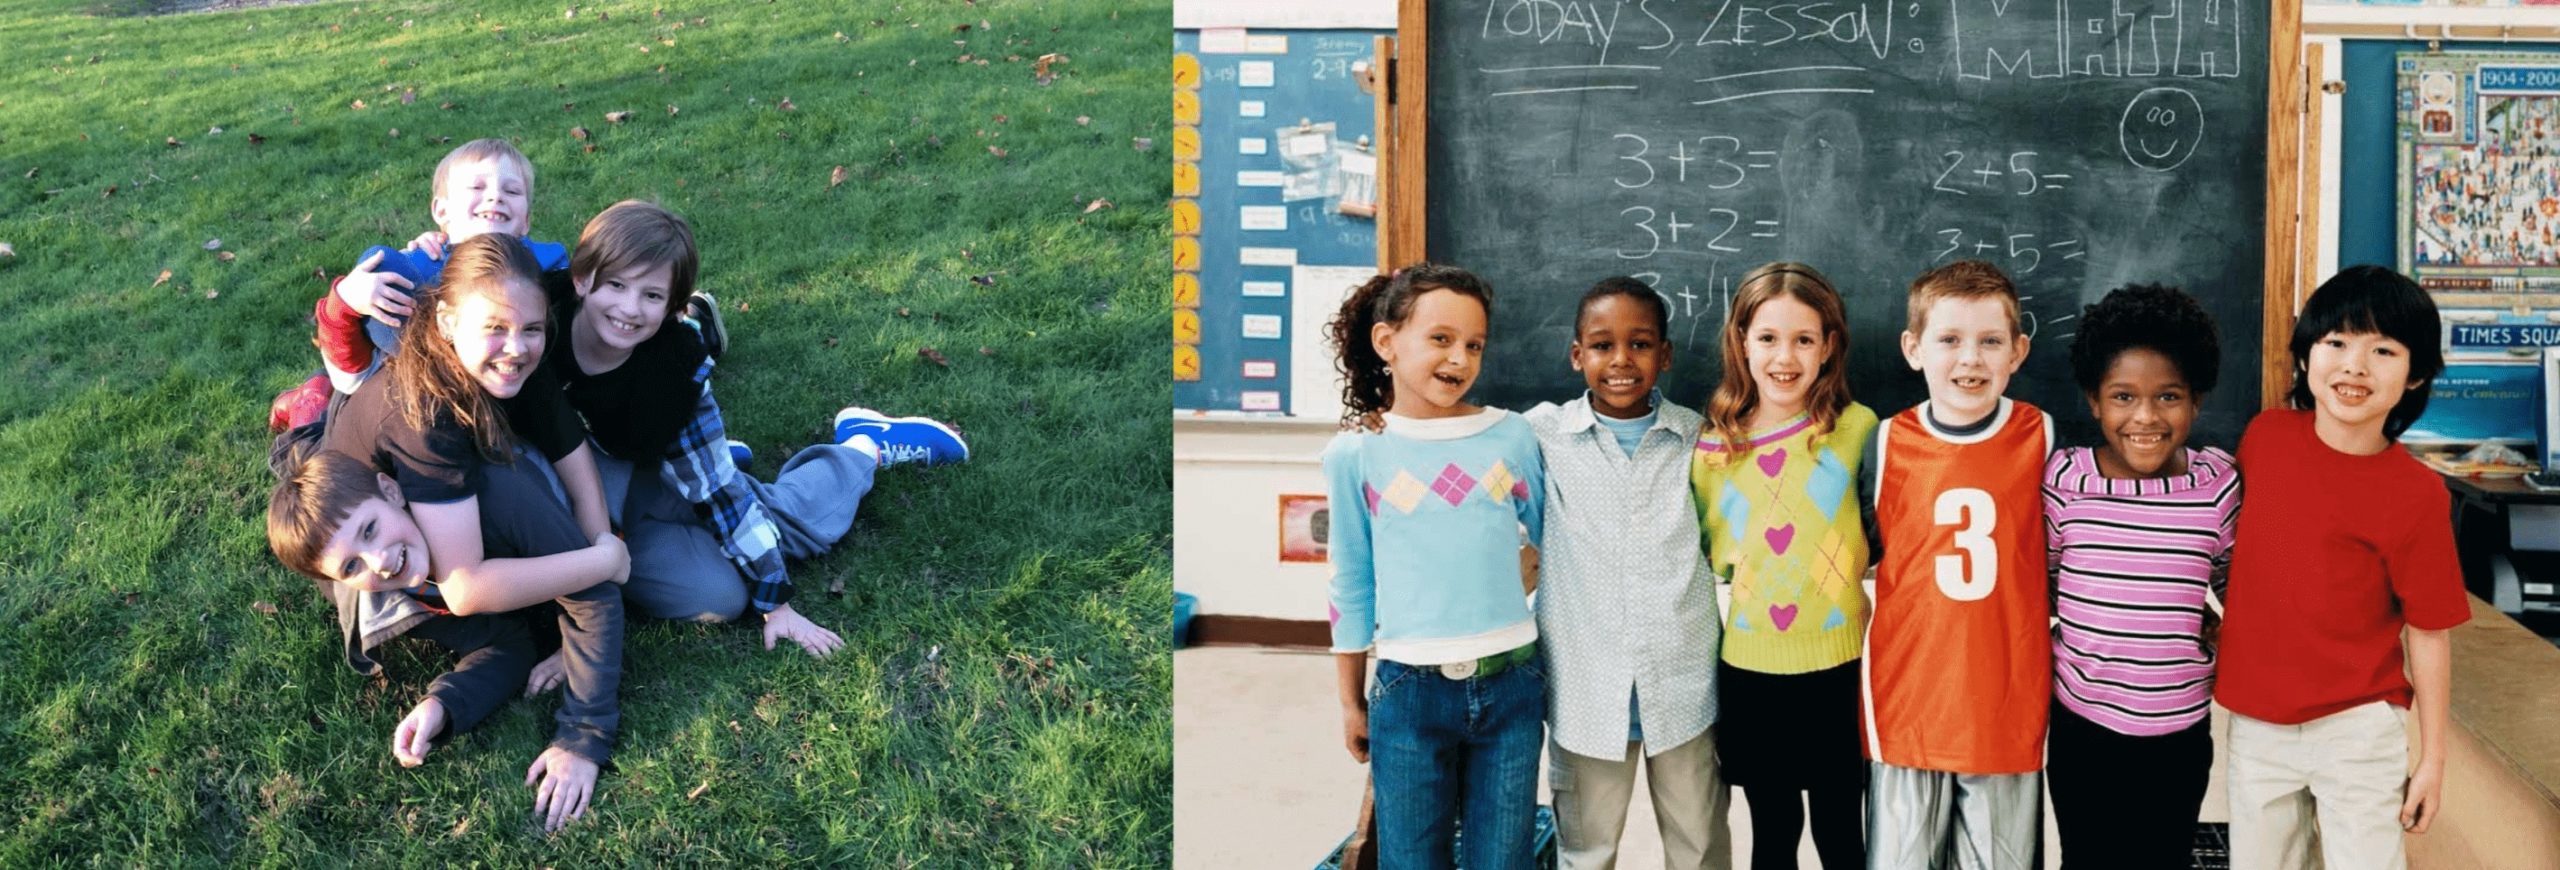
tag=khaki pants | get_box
[1549,731,1734,870]
[2227,702,2411,870]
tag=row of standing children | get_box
[1322,258,2469,870]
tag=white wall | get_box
[1173,0,1395,30]
[1173,416,1341,620]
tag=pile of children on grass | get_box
[260,139,973,832]
[1325,258,2467,869]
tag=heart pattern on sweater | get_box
[1765,522,1795,556]
[1770,603,1798,632]
[1756,447,1788,478]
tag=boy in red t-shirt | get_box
[2216,265,2471,869]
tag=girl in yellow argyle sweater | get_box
[1690,262,1876,869]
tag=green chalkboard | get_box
[1424,0,2268,448]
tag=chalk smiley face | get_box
[2119,87,2205,172]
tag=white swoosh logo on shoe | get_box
[842,421,892,435]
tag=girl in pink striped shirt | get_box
[2041,284,2238,867]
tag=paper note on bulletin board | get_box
[1173,29,1384,414]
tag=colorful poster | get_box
[2398,51,2560,307]
[1279,494,1328,563]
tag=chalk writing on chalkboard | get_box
[1424,0,2267,449]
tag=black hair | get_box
[1325,263,1494,430]
[2070,283,2221,397]
[2285,265,2445,441]
[1575,276,1670,336]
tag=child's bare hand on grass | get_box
[337,250,415,328]
[762,602,844,657]
[524,746,598,833]
[2402,758,2445,833]
[404,231,448,261]
[390,697,446,767]
[523,650,567,697]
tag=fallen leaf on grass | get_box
[827,572,846,595]
[834,31,848,41]
[896,307,910,317]
[153,269,171,288]
[251,600,278,616]
[1132,137,1152,151]
[829,165,848,188]
[823,336,839,347]
[1032,52,1067,83]
[918,347,951,367]
[217,251,236,262]
[439,101,455,110]
[350,99,367,110]
[124,592,141,605]
[667,103,680,116]
[1083,198,1111,213]
[208,126,223,135]
[248,133,266,146]
[204,287,219,299]
[969,274,997,286]
[399,88,415,105]
[102,184,116,198]
[736,300,749,312]
[779,97,796,112]
[387,128,399,138]
[0,242,14,257]
[1075,115,1090,126]
[978,346,994,356]
[987,145,1008,157]
[571,126,590,140]
[165,136,182,147]
[687,781,711,801]
[203,238,222,251]
[605,110,632,123]
[449,818,470,837]
[21,167,33,178]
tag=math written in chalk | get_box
[1612,132,1781,190]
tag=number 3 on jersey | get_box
[1933,487,1997,601]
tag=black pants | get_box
[405,450,625,765]
[2046,700,2211,870]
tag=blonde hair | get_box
[1703,262,1854,451]
[432,138,534,202]
[1904,259,2020,335]
[570,200,699,325]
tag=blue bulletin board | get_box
[1173,29,1385,414]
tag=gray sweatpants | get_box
[594,443,876,622]
[1868,761,2040,870]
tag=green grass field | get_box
[0,0,1170,863]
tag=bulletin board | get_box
[1173,28,1386,415]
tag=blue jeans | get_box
[1370,652,1546,870]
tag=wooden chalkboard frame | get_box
[1382,0,2308,411]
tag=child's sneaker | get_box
[832,407,970,467]
[268,373,331,433]
[685,292,728,359]
[727,439,754,470]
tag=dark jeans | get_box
[2046,701,2211,870]
[1369,653,1546,870]
[445,449,626,765]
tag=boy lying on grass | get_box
[268,447,621,832]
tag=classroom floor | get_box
[1173,645,2234,869]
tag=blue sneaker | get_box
[832,407,970,467]
[726,439,754,470]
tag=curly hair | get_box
[2069,283,2222,398]
[1325,263,1494,431]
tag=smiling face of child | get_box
[1570,293,1670,420]
[438,277,549,400]
[1902,295,2028,426]
[430,156,531,242]
[573,259,678,358]
[1742,293,1830,422]
[314,482,432,593]
[2085,347,2195,478]
[2304,329,2418,450]
[1371,287,1488,419]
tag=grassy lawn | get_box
[0,0,1169,863]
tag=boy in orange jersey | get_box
[1863,260,2053,868]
